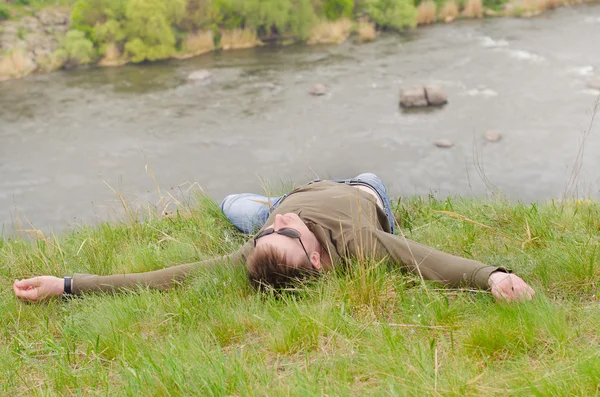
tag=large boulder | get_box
[424,85,448,106]
[400,85,448,108]
[399,86,428,107]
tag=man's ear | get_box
[310,251,321,270]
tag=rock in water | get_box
[424,85,448,106]
[400,85,448,107]
[399,86,428,107]
[187,70,212,82]
[308,84,327,96]
[434,139,454,148]
[484,130,502,142]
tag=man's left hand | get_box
[488,271,535,302]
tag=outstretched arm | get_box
[347,228,534,302]
[13,244,252,302]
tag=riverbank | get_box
[1,0,598,82]
[2,193,599,394]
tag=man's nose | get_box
[273,214,285,229]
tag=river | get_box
[1,4,599,234]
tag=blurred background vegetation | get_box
[0,0,577,71]
[0,0,429,65]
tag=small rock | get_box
[444,16,455,23]
[187,70,212,82]
[424,85,448,106]
[588,78,600,90]
[308,83,327,96]
[399,86,428,107]
[484,9,497,16]
[434,139,454,148]
[484,130,502,142]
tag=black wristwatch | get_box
[64,276,72,295]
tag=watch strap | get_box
[64,276,72,295]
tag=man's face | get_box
[254,213,317,268]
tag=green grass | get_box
[2,193,600,395]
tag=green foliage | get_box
[93,19,126,45]
[482,0,507,10]
[72,0,185,62]
[210,0,245,30]
[177,0,213,31]
[368,0,417,31]
[123,0,185,62]
[289,0,317,40]
[54,29,95,67]
[71,0,128,38]
[0,5,10,21]
[323,0,354,20]
[242,0,292,33]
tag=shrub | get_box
[368,0,417,31]
[123,0,185,62]
[54,29,95,68]
[289,0,317,40]
[210,0,246,30]
[178,0,213,31]
[242,0,292,35]
[71,0,128,39]
[0,5,10,21]
[482,0,506,10]
[323,0,354,20]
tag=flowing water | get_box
[1,5,600,233]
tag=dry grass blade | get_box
[373,322,455,330]
[521,218,539,249]
[103,181,136,225]
[432,210,509,237]
[563,94,599,199]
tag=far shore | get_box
[0,0,598,83]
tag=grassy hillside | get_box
[2,192,599,395]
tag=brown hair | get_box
[246,245,318,291]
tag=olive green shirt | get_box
[73,181,504,294]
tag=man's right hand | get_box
[13,276,64,302]
[488,271,535,302]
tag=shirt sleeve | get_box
[344,227,508,289]
[72,243,252,295]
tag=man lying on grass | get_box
[13,173,534,303]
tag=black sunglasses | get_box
[254,228,311,262]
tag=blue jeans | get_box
[220,173,396,235]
